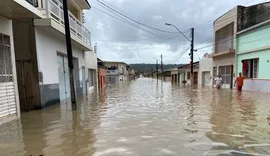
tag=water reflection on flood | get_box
[1,78,270,155]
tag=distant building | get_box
[171,62,199,85]
[103,61,133,83]
[199,54,213,86]
[97,58,106,89]
[85,50,98,91]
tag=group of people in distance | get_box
[215,60,248,91]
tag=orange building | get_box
[98,58,106,89]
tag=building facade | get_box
[0,16,20,124]
[199,56,213,86]
[212,7,237,89]
[0,0,45,124]
[212,2,270,89]
[236,21,270,92]
[97,58,106,89]
[171,68,179,83]
[104,61,130,84]
[85,50,98,91]
[171,62,199,85]
[0,0,93,122]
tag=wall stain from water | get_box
[0,78,270,156]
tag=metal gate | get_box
[202,71,211,85]
[0,33,17,118]
[57,55,71,100]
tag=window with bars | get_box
[0,33,13,83]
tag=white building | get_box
[0,0,95,124]
[103,61,130,83]
[85,50,98,91]
[198,54,213,86]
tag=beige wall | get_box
[213,54,236,88]
[199,58,213,85]
[214,7,238,53]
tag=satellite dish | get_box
[203,53,209,58]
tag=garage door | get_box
[202,71,211,85]
[0,34,17,118]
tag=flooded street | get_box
[1,78,270,156]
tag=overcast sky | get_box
[84,0,266,64]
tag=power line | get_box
[196,25,270,50]
[95,0,176,30]
[91,6,163,36]
[165,46,191,64]
[96,0,178,34]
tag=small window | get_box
[187,72,191,80]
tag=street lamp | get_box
[165,23,191,42]
[165,23,194,85]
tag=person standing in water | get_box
[234,72,246,91]
[215,75,223,89]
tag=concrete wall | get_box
[0,16,20,123]
[238,3,270,31]
[34,27,85,107]
[85,51,97,90]
[199,58,213,85]
[214,7,238,53]
[243,79,270,93]
[13,19,42,111]
[35,27,85,84]
[85,52,97,70]
[237,25,270,53]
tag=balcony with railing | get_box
[44,0,91,47]
[106,70,119,75]
[0,0,42,18]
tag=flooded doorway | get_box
[202,71,211,85]
[57,55,70,100]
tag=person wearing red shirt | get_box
[242,60,248,77]
[234,72,246,91]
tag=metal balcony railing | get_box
[46,0,91,46]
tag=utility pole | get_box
[161,54,163,81]
[156,59,158,80]
[63,0,77,110]
[190,28,194,86]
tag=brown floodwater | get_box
[1,78,270,156]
